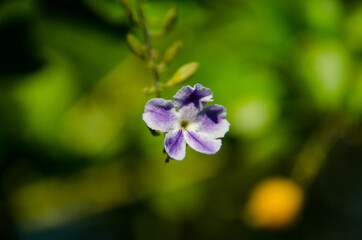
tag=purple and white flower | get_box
[142,84,230,160]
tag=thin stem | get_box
[291,117,346,188]
[137,1,169,161]
[137,1,161,98]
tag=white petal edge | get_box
[184,130,221,155]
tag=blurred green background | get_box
[1,0,362,239]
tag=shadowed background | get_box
[1,0,362,239]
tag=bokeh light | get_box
[244,177,304,230]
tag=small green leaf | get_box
[158,41,183,71]
[126,33,145,59]
[164,7,177,33]
[166,62,200,87]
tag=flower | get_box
[142,84,230,160]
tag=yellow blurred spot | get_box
[245,177,304,229]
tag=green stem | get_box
[137,1,161,98]
[291,117,346,188]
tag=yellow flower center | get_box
[180,120,189,129]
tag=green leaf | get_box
[126,33,145,59]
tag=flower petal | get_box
[197,104,230,138]
[176,103,200,123]
[164,129,186,160]
[173,84,213,109]
[142,98,176,132]
[184,130,221,155]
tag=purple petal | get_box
[184,130,221,155]
[142,98,176,132]
[173,84,213,109]
[164,129,186,160]
[196,104,230,138]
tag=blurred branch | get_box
[136,1,161,97]
[291,117,347,188]
[119,0,199,162]
[119,0,198,99]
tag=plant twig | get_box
[137,1,161,98]
[291,117,346,188]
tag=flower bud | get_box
[164,7,177,33]
[166,62,199,87]
[126,33,145,59]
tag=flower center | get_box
[180,120,189,129]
